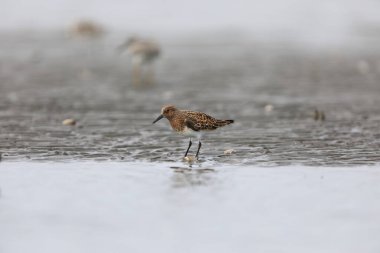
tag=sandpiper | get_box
[67,20,104,39]
[117,37,160,86]
[152,105,234,159]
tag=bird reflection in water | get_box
[169,166,216,188]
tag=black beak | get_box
[152,114,164,124]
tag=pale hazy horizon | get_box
[2,0,380,44]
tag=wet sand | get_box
[1,32,380,165]
[1,31,380,253]
[0,31,379,165]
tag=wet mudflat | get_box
[1,32,380,165]
[1,31,380,252]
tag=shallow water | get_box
[0,32,380,165]
[1,162,380,253]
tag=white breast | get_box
[180,127,202,139]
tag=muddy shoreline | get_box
[1,32,380,165]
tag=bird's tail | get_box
[216,119,234,127]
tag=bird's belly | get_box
[178,127,203,139]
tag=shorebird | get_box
[67,20,104,39]
[152,105,234,159]
[117,37,160,86]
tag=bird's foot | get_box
[183,155,197,163]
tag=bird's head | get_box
[153,105,177,124]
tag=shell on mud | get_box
[224,149,235,155]
[264,104,274,112]
[62,118,76,126]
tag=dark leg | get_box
[195,141,202,159]
[184,138,192,157]
[132,63,141,87]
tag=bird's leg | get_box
[132,62,141,87]
[195,141,202,159]
[184,138,192,157]
[145,64,155,86]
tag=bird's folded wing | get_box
[184,118,200,131]
[184,112,218,131]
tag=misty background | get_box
[2,0,380,46]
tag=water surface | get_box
[1,162,380,253]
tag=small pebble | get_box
[62,118,76,126]
[224,149,235,155]
[264,104,274,112]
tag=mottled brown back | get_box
[181,110,234,131]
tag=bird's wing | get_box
[184,118,200,131]
[183,111,219,131]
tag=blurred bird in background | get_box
[67,20,105,39]
[117,37,161,87]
